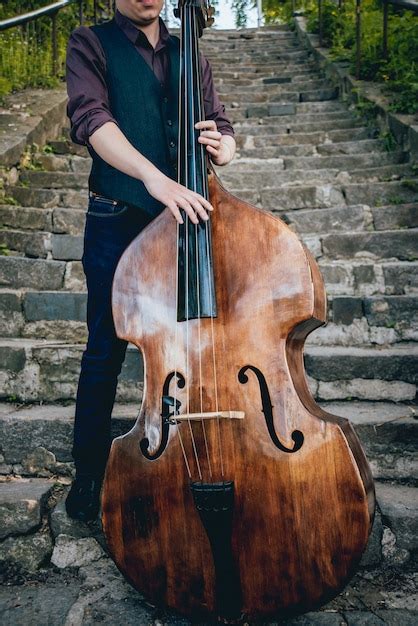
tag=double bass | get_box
[102,1,375,620]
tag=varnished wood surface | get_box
[102,172,375,620]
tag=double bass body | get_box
[101,0,375,619]
[102,172,375,619]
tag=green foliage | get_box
[0,1,104,99]
[304,0,418,114]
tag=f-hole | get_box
[139,371,185,460]
[238,365,304,453]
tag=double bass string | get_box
[173,3,192,480]
[193,5,224,477]
[189,4,212,479]
[183,4,203,481]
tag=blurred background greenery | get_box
[0,1,417,113]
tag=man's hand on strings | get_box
[144,171,213,225]
[195,120,235,166]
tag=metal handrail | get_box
[0,0,83,32]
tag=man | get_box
[65,0,236,521]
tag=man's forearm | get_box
[88,121,213,225]
[89,121,160,185]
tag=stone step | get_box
[281,203,417,234]
[2,219,417,264]
[0,401,416,484]
[210,50,311,62]
[0,290,87,340]
[17,158,410,195]
[240,87,340,111]
[202,41,299,52]
[320,229,418,262]
[236,136,391,155]
[215,70,325,86]
[218,79,334,100]
[319,260,418,297]
[6,186,87,209]
[236,128,372,150]
[234,118,366,135]
[0,256,81,291]
[246,180,418,211]
[211,59,314,70]
[20,171,89,190]
[222,74,328,88]
[233,124,370,149]
[34,153,90,174]
[308,294,418,346]
[0,205,85,237]
[2,288,416,345]
[0,338,416,402]
[224,163,415,188]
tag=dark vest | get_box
[89,19,180,217]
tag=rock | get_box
[0,581,81,625]
[21,447,56,475]
[360,509,382,568]
[0,478,53,539]
[63,261,86,291]
[0,530,53,572]
[51,534,104,568]
[381,526,410,566]
[376,483,418,562]
[50,500,91,540]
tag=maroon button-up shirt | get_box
[66,10,234,146]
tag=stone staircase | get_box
[0,24,417,625]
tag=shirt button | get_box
[170,141,176,148]
[167,119,172,126]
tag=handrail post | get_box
[383,0,389,59]
[79,0,84,26]
[52,11,58,76]
[257,0,263,27]
[318,0,323,46]
[355,0,361,79]
[94,0,98,24]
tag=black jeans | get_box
[73,194,153,476]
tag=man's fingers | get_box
[195,120,217,131]
[190,191,213,212]
[177,198,200,224]
[199,137,221,148]
[167,202,184,224]
[199,130,222,140]
[188,197,210,221]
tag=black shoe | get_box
[65,475,103,522]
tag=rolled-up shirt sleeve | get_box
[200,53,234,137]
[66,26,118,146]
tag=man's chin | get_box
[129,9,160,26]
